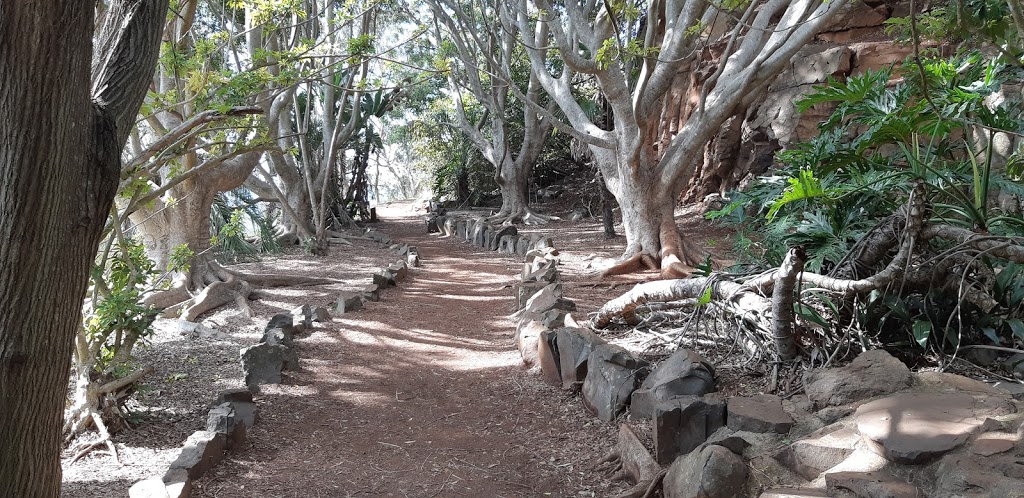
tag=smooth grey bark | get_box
[0,1,168,495]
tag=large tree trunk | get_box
[0,1,167,495]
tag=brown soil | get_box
[62,200,748,498]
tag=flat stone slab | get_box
[727,394,794,434]
[854,392,1016,464]
[825,470,921,498]
[971,432,1016,456]
[774,426,860,480]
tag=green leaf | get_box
[912,320,932,349]
[1006,319,1024,343]
[696,286,713,307]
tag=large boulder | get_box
[663,444,748,498]
[854,391,1016,464]
[630,349,716,419]
[556,327,606,389]
[803,349,911,409]
[654,395,727,464]
[934,452,1024,497]
[582,344,649,422]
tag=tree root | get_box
[64,366,153,464]
[595,425,664,498]
[488,206,559,226]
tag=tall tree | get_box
[0,0,168,495]
[427,0,555,224]
[507,0,846,276]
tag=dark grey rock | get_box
[168,430,227,480]
[530,236,554,251]
[240,343,286,387]
[407,249,421,267]
[229,400,259,429]
[291,304,313,328]
[262,327,293,348]
[515,237,531,255]
[1005,353,1024,379]
[265,314,295,333]
[517,281,547,310]
[727,394,794,434]
[582,344,649,422]
[490,225,517,250]
[498,235,519,254]
[556,327,606,389]
[373,268,396,288]
[803,349,911,409]
[630,349,716,420]
[337,292,364,313]
[216,388,253,404]
[654,395,726,464]
[663,444,747,498]
[206,402,245,449]
[362,284,380,302]
[522,283,575,315]
[389,261,408,282]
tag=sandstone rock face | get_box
[774,426,860,480]
[630,349,716,420]
[727,395,794,434]
[581,344,649,422]
[555,327,606,389]
[654,395,726,464]
[934,452,1024,498]
[663,444,747,498]
[854,392,1016,464]
[803,349,911,409]
[825,470,921,498]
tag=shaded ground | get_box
[191,204,622,497]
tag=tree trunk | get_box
[0,1,167,494]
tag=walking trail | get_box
[193,206,616,497]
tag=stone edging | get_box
[129,227,415,498]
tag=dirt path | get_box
[193,206,618,497]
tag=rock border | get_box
[129,227,417,498]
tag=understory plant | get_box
[710,51,1024,356]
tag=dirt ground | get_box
[61,200,744,497]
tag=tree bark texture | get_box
[0,1,167,494]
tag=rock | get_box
[759,489,829,498]
[916,371,1011,396]
[530,236,554,251]
[989,380,1024,400]
[162,469,191,498]
[728,395,794,434]
[228,400,259,429]
[336,292,364,313]
[630,349,716,420]
[498,234,520,254]
[362,284,380,302]
[490,225,517,250]
[206,402,246,449]
[471,219,488,247]
[265,314,295,333]
[313,307,331,322]
[407,248,421,267]
[803,349,911,409]
[774,426,859,480]
[537,330,561,386]
[825,471,920,498]
[568,209,586,221]
[935,453,1024,498]
[521,283,575,315]
[168,430,227,480]
[582,344,649,422]
[177,320,225,340]
[443,218,456,237]
[389,261,408,282]
[516,320,545,368]
[455,219,468,240]
[240,343,286,387]
[654,395,727,464]
[555,327,606,389]
[823,0,890,32]
[1005,353,1024,379]
[262,327,293,348]
[849,42,916,74]
[291,304,313,328]
[372,268,396,288]
[855,392,1016,464]
[216,388,253,404]
[704,429,751,456]
[517,281,548,310]
[515,237,531,255]
[971,432,1016,456]
[663,444,747,498]
[772,45,852,89]
[425,214,440,233]
[129,477,173,498]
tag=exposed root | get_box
[595,425,664,498]
[488,206,559,226]
[182,279,252,322]
[602,253,660,278]
[64,366,153,464]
